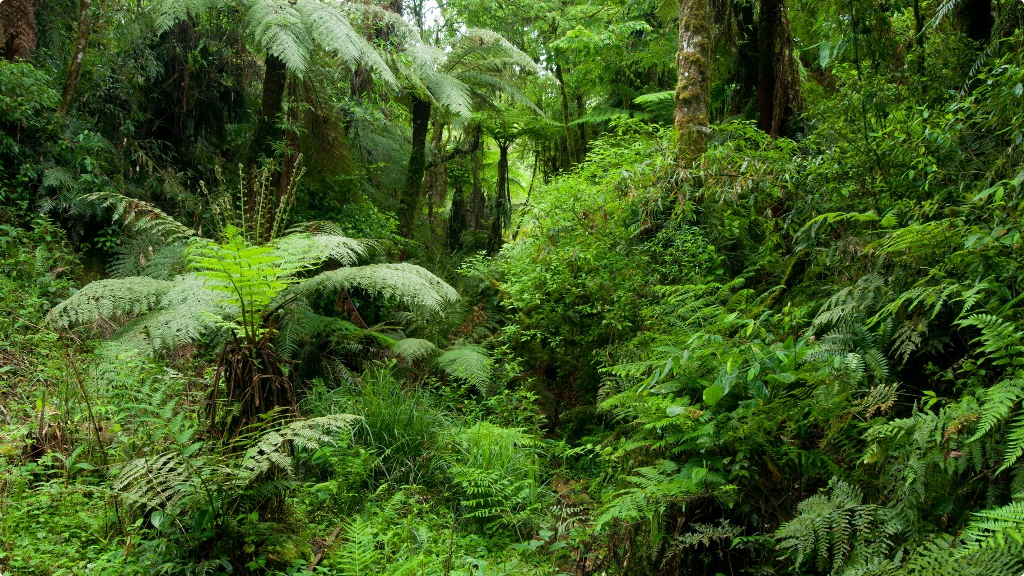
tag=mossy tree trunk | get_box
[397,94,432,238]
[468,124,486,231]
[674,0,713,159]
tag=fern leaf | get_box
[47,278,174,328]
[392,337,438,362]
[435,344,492,395]
[969,379,1024,443]
[290,263,458,316]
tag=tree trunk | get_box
[674,0,713,159]
[487,141,511,255]
[469,140,486,231]
[350,0,403,99]
[756,0,802,137]
[575,93,588,159]
[58,0,93,115]
[912,0,925,74]
[0,0,42,61]
[733,0,759,115]
[957,0,994,43]
[448,177,467,251]
[554,63,578,166]
[397,95,431,238]
[248,53,289,169]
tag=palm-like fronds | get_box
[150,0,397,82]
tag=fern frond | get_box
[958,313,1024,368]
[434,344,492,395]
[958,499,1024,556]
[83,191,197,245]
[968,379,1024,443]
[999,411,1024,473]
[246,0,308,73]
[149,0,216,34]
[298,0,397,86]
[47,278,174,328]
[268,232,370,267]
[392,337,438,362]
[290,263,458,316]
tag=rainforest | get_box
[1,0,1023,574]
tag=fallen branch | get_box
[307,521,346,571]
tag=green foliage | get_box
[434,344,494,396]
[445,421,544,535]
[150,0,397,82]
[776,479,898,574]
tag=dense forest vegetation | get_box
[1,0,1023,574]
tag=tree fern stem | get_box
[397,95,432,238]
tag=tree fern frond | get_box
[83,191,197,245]
[149,0,217,34]
[435,344,492,395]
[268,232,370,267]
[298,0,398,86]
[291,263,458,316]
[392,337,438,362]
[47,278,174,328]
[246,0,309,73]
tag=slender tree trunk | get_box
[554,63,578,166]
[0,0,42,61]
[912,0,925,74]
[675,0,713,158]
[59,0,93,115]
[448,177,467,251]
[574,93,587,159]
[397,95,431,238]
[487,141,511,255]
